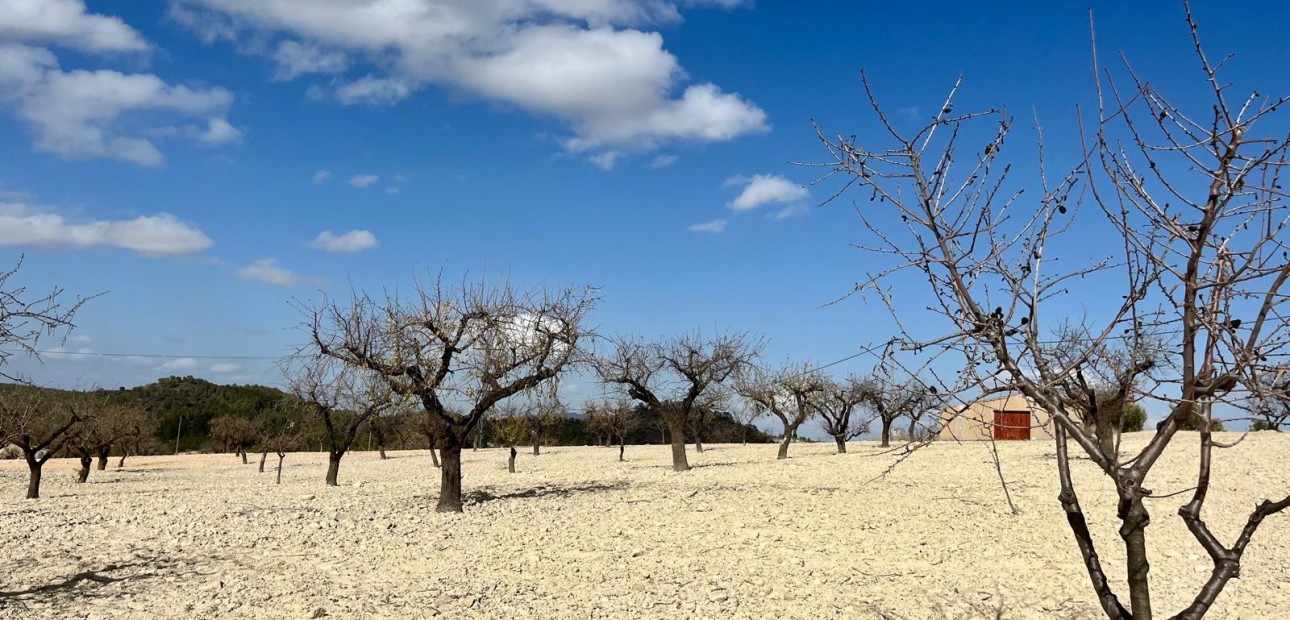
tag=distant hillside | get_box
[105,376,290,452]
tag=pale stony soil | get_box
[1,433,1288,620]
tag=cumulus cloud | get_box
[588,151,620,171]
[168,0,767,161]
[0,201,214,256]
[0,0,148,52]
[349,174,379,187]
[687,218,727,233]
[0,43,235,166]
[307,229,378,253]
[236,258,298,287]
[199,117,241,144]
[725,174,808,211]
[312,169,331,183]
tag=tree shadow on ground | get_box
[464,481,628,505]
[0,554,201,606]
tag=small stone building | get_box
[936,394,1055,441]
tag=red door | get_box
[993,410,1031,440]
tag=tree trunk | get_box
[532,429,540,456]
[508,446,517,473]
[1121,499,1153,618]
[240,447,249,465]
[437,436,465,513]
[26,458,42,499]
[834,435,847,454]
[473,430,481,451]
[276,454,285,485]
[117,450,128,468]
[693,436,704,453]
[618,440,625,462]
[881,417,893,448]
[908,417,919,442]
[667,417,690,472]
[1095,422,1117,461]
[96,446,110,470]
[325,452,342,486]
[427,433,441,468]
[777,434,791,460]
[659,427,666,444]
[259,449,268,473]
[378,445,388,460]
[77,454,92,483]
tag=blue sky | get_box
[2,1,1288,425]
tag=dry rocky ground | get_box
[1,433,1288,619]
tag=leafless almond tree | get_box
[595,331,762,471]
[736,361,824,459]
[810,4,1290,617]
[0,388,79,498]
[585,398,640,461]
[305,277,596,512]
[0,256,92,383]
[209,415,263,465]
[813,374,871,453]
[284,353,394,487]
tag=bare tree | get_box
[528,390,565,456]
[262,404,308,485]
[69,399,147,482]
[413,406,446,468]
[0,256,92,383]
[285,354,394,487]
[813,374,871,453]
[585,398,640,461]
[597,331,761,471]
[306,277,595,512]
[490,403,530,473]
[811,5,1290,616]
[209,415,263,465]
[736,362,824,459]
[852,371,938,449]
[0,388,79,498]
[367,406,408,460]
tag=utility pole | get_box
[174,416,183,455]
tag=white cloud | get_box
[312,169,331,183]
[209,362,240,373]
[0,0,148,52]
[157,357,200,372]
[271,39,347,81]
[307,229,378,253]
[0,201,214,256]
[648,154,677,169]
[0,43,235,166]
[199,117,241,144]
[384,186,399,195]
[349,173,379,187]
[336,75,412,105]
[687,218,727,233]
[588,151,620,170]
[236,258,298,287]
[168,0,766,160]
[725,174,808,211]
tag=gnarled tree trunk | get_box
[667,417,689,472]
[880,417,894,448]
[117,450,128,468]
[325,452,342,486]
[77,453,92,483]
[834,435,847,454]
[259,449,268,473]
[96,445,110,470]
[25,458,43,499]
[427,433,441,467]
[437,434,465,512]
[240,447,249,465]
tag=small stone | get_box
[310,608,327,618]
